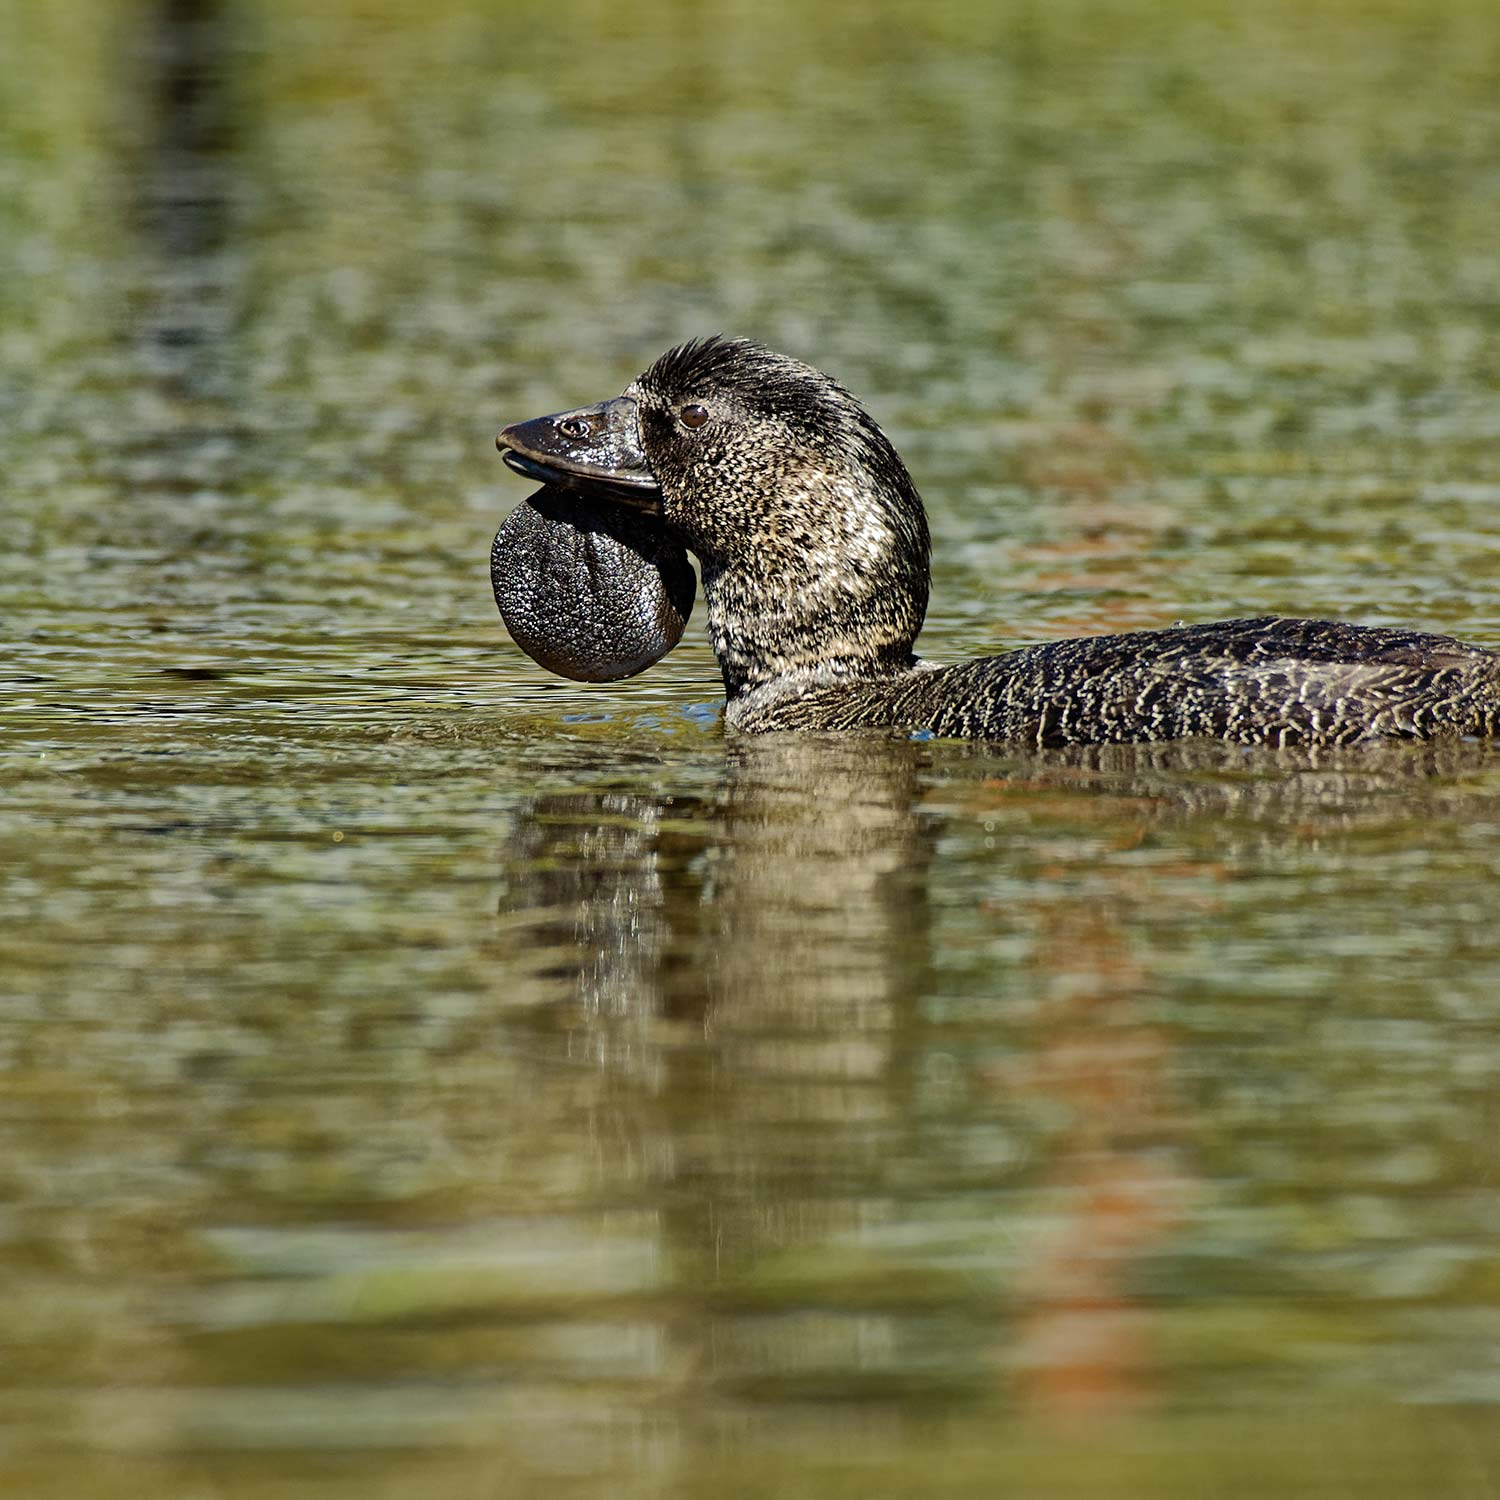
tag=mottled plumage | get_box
[498,337,1500,746]
[728,615,1500,746]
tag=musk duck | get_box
[493,337,1500,747]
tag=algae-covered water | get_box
[4,1,1500,1495]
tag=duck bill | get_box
[496,396,662,512]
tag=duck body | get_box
[494,337,1500,748]
[725,615,1500,746]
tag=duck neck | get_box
[700,550,924,703]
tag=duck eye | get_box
[679,403,710,430]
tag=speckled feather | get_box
[727,616,1500,745]
[628,338,929,695]
[589,338,1500,745]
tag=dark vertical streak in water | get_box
[134,0,243,422]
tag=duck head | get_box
[497,337,931,701]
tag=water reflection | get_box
[501,735,938,1398]
[508,787,694,1026]
[1005,895,1185,1418]
[505,733,935,1026]
[134,0,242,405]
[509,735,1500,1021]
[499,733,1500,1417]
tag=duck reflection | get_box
[504,732,933,1028]
[496,733,1500,1416]
[499,732,939,1402]
[704,733,934,1030]
[503,734,1500,1018]
[506,787,689,1024]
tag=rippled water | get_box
[5,0,1500,1494]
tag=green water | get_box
[4,0,1500,1494]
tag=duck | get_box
[493,336,1500,747]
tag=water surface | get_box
[4,1,1500,1494]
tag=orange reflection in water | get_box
[996,895,1196,1419]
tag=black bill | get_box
[496,396,661,511]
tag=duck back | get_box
[728,616,1500,747]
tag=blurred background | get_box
[3,0,1500,1495]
